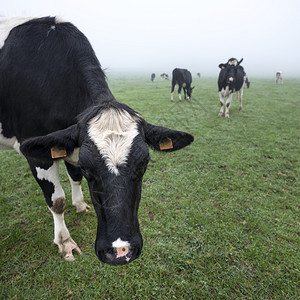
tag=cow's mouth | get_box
[97,246,141,265]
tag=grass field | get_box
[0,76,299,299]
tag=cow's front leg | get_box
[225,93,233,118]
[28,160,81,260]
[52,209,81,261]
[65,161,90,213]
[218,91,225,116]
[171,82,176,102]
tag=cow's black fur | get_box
[171,68,194,101]
[0,17,194,265]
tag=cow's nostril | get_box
[116,246,129,258]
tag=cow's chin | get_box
[95,233,143,265]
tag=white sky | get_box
[1,0,300,77]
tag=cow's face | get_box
[219,63,236,86]
[78,108,148,265]
[20,102,194,265]
[186,86,195,99]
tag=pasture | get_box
[0,76,299,299]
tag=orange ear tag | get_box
[51,146,67,159]
[159,137,173,150]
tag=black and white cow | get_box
[160,73,169,80]
[151,73,156,82]
[218,58,246,118]
[0,17,194,265]
[171,68,194,102]
[275,71,283,84]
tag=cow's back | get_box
[0,17,110,141]
[172,68,192,85]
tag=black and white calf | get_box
[218,58,246,118]
[0,17,194,265]
[275,71,283,84]
[171,68,194,102]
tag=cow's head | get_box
[218,58,244,88]
[186,86,195,100]
[20,100,193,265]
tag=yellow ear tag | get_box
[159,137,173,150]
[51,146,67,159]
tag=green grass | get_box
[1,76,299,299]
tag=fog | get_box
[2,0,300,77]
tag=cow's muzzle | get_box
[95,237,142,265]
[96,246,141,265]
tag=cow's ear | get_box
[144,123,194,152]
[219,64,226,69]
[20,125,79,162]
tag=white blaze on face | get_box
[228,59,238,66]
[88,108,139,176]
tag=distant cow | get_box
[151,73,155,82]
[160,73,169,80]
[218,58,246,118]
[275,71,283,84]
[0,16,194,265]
[197,73,201,78]
[171,68,194,102]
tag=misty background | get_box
[1,0,300,77]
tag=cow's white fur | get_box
[228,59,238,66]
[112,238,130,249]
[36,162,65,202]
[52,210,70,247]
[66,170,88,213]
[88,108,139,176]
[0,122,20,153]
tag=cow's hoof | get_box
[239,107,242,111]
[57,237,81,261]
[218,112,223,117]
[75,203,91,214]
[225,114,230,118]
[171,100,173,103]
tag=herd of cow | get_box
[151,59,250,118]
[0,17,283,265]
